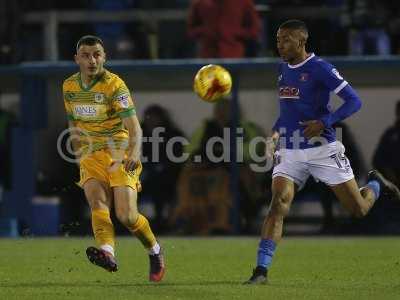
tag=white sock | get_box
[100,244,115,257]
[148,242,161,255]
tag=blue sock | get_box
[366,180,380,200]
[257,239,276,269]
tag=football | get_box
[193,64,232,102]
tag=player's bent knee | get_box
[270,195,290,217]
[116,210,139,227]
[89,198,109,211]
[115,212,129,226]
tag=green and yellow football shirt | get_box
[63,69,136,154]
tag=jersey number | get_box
[330,152,349,169]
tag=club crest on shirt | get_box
[299,73,309,82]
[65,92,75,100]
[94,93,105,103]
[279,86,300,99]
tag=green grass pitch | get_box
[0,237,399,300]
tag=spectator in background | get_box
[373,100,400,188]
[186,98,265,170]
[141,105,185,232]
[173,98,267,234]
[187,0,261,58]
[172,160,233,235]
[371,101,400,232]
[347,0,392,55]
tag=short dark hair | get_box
[279,19,308,34]
[76,35,104,53]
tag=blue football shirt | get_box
[273,53,350,149]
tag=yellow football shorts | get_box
[78,149,142,191]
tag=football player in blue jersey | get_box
[244,19,400,284]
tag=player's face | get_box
[75,43,106,78]
[276,28,302,63]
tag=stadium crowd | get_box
[1,0,400,63]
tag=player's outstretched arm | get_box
[122,115,142,172]
[300,85,362,139]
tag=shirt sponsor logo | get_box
[94,93,105,103]
[299,73,309,82]
[117,93,130,108]
[73,105,98,117]
[279,86,300,99]
[331,68,343,80]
